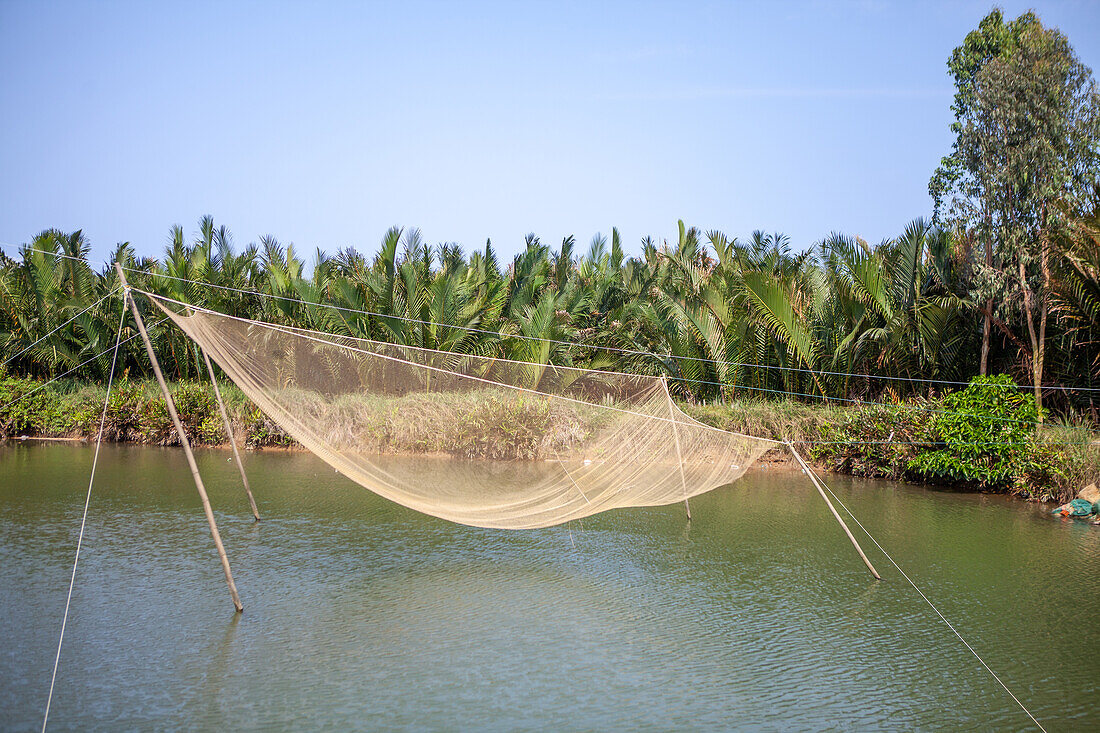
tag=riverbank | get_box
[0,376,607,460]
[683,396,1100,504]
[2,375,1096,504]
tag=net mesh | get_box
[151,295,775,529]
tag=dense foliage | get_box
[930,9,1100,411]
[2,213,1098,416]
[908,374,1042,488]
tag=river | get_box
[1,443,1097,731]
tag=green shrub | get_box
[171,383,216,443]
[810,402,934,480]
[197,414,226,444]
[137,394,173,444]
[0,375,83,436]
[0,376,267,447]
[76,380,145,440]
[243,406,294,448]
[907,375,1040,490]
[133,383,223,445]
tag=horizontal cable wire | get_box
[139,289,783,445]
[124,267,1100,393]
[3,241,1099,395]
[0,240,1092,436]
[3,289,119,366]
[0,317,170,414]
[141,289,1100,442]
[671,376,1044,427]
[136,289,1051,430]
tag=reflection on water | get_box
[1,443,1098,731]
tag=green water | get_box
[1,443,1097,731]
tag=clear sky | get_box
[1,0,1098,265]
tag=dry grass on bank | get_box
[4,375,1098,503]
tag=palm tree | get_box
[821,220,970,397]
[0,230,117,378]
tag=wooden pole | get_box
[202,348,260,521]
[787,442,881,580]
[663,377,692,521]
[115,265,244,612]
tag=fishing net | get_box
[149,293,775,529]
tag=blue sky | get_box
[1,0,1098,265]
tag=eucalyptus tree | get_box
[931,9,1100,411]
[930,9,1043,374]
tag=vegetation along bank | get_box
[2,374,1096,505]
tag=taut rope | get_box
[41,296,127,733]
[794,451,1047,732]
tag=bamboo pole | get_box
[663,377,692,521]
[115,264,244,612]
[787,442,881,580]
[202,348,260,521]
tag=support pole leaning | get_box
[115,264,244,612]
[787,441,881,580]
[202,348,260,521]
[662,376,692,521]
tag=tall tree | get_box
[930,10,1100,412]
[931,10,1039,375]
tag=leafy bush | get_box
[137,394,173,444]
[810,402,935,480]
[135,383,221,445]
[907,375,1040,489]
[72,380,145,440]
[171,383,218,444]
[197,414,226,444]
[0,375,78,436]
[243,406,294,448]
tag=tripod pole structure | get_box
[115,264,243,612]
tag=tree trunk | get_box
[980,229,993,375]
[1036,232,1051,422]
[1019,258,1043,418]
[980,299,992,375]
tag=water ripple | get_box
[0,444,1096,731]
